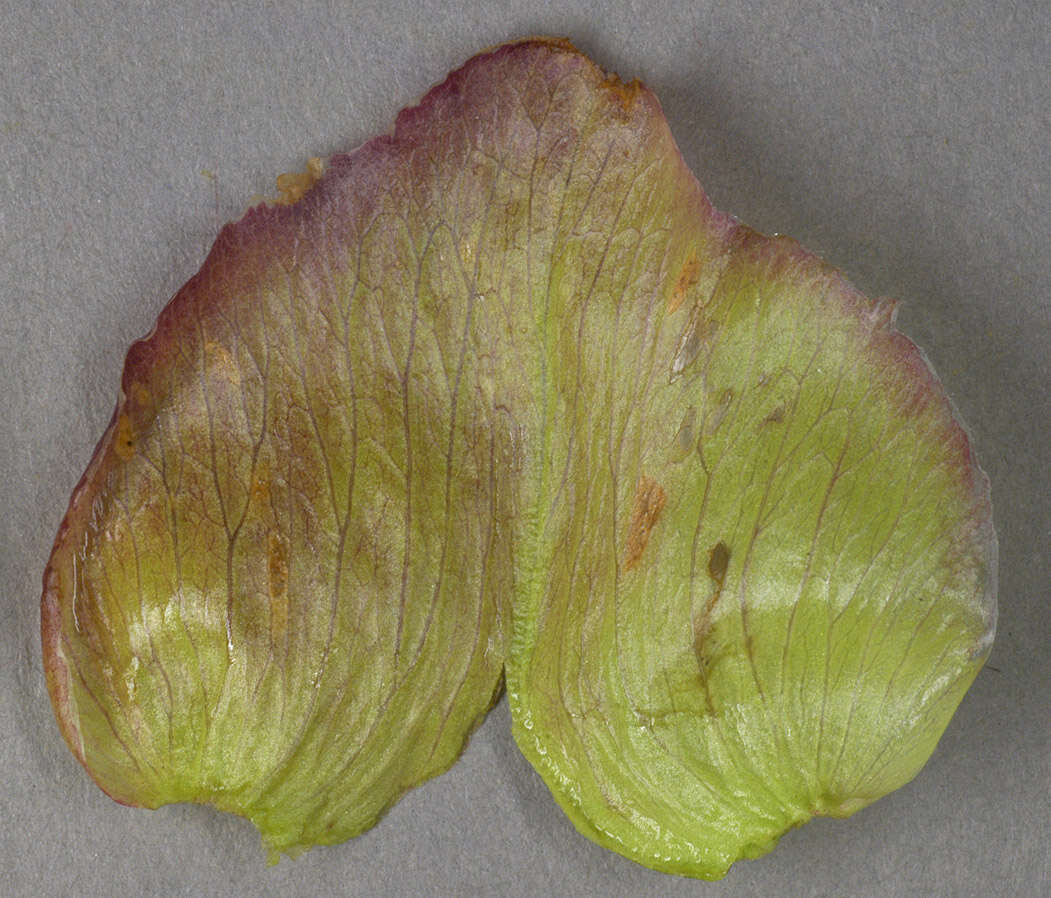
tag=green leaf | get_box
[42,39,995,874]
[506,224,996,877]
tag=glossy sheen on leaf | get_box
[42,39,996,875]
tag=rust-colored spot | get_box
[668,253,701,314]
[251,469,271,505]
[603,73,642,120]
[622,475,667,572]
[274,156,324,205]
[114,412,135,460]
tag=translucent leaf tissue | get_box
[42,39,996,879]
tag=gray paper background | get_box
[2,2,1048,896]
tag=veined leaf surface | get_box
[42,39,995,874]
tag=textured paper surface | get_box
[3,2,1048,895]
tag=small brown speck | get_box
[707,540,730,586]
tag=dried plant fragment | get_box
[43,39,996,877]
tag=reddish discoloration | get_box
[40,566,84,764]
[668,253,701,314]
[622,475,667,572]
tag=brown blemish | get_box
[707,540,730,586]
[114,412,135,461]
[762,405,785,426]
[622,475,667,572]
[693,540,731,690]
[273,157,324,205]
[668,253,701,314]
[703,388,734,437]
[670,407,696,462]
[603,73,642,119]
